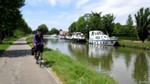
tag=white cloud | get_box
[48,0,57,6]
[48,0,72,7]
[78,0,150,24]
[76,0,90,9]
[26,0,71,7]
[58,0,71,6]
[22,0,150,30]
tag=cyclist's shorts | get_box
[35,45,43,53]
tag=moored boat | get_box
[66,34,72,40]
[72,32,86,42]
[89,31,118,46]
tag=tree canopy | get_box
[68,12,115,38]
[37,24,49,35]
[0,0,32,43]
[135,7,150,42]
[48,28,59,35]
[68,7,150,41]
[102,14,115,36]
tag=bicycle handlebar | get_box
[36,42,44,46]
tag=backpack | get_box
[31,47,35,55]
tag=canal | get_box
[45,38,150,84]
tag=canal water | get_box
[45,38,150,84]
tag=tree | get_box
[17,19,32,34]
[125,14,137,39]
[68,12,116,38]
[126,14,133,29]
[37,24,49,34]
[68,22,77,33]
[0,0,26,43]
[90,12,103,31]
[102,14,115,36]
[75,16,87,33]
[135,7,150,42]
[49,28,59,35]
[113,22,121,34]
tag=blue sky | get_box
[20,0,150,31]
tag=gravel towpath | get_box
[0,37,61,84]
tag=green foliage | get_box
[43,50,117,84]
[14,29,25,37]
[27,37,117,84]
[135,7,150,42]
[120,40,150,50]
[90,12,103,31]
[76,17,85,31]
[48,28,59,35]
[147,35,150,41]
[113,23,122,34]
[113,22,137,40]
[69,22,77,33]
[0,37,18,55]
[37,24,49,34]
[68,8,150,41]
[68,12,115,38]
[126,14,133,29]
[102,14,115,36]
[0,0,32,42]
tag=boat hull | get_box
[89,40,117,46]
[73,39,86,42]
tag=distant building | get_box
[59,31,68,36]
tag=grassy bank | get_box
[119,40,150,50]
[0,37,18,55]
[27,36,117,84]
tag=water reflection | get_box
[132,52,148,84]
[88,44,114,58]
[46,39,150,84]
[68,43,114,73]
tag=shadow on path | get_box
[0,49,31,58]
[42,61,55,68]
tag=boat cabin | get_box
[89,31,110,40]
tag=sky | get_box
[20,0,150,31]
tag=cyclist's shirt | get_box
[33,33,44,45]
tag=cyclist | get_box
[33,30,45,63]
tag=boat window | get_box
[91,32,94,35]
[98,32,101,35]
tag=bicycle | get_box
[35,50,42,67]
[34,43,44,68]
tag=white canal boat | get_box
[72,32,86,42]
[89,31,118,46]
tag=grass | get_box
[119,40,150,50]
[27,36,117,84]
[0,37,19,55]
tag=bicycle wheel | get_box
[39,53,42,68]
[35,51,40,64]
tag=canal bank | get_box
[27,36,117,84]
[44,37,150,84]
[119,40,150,50]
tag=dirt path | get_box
[0,37,61,84]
